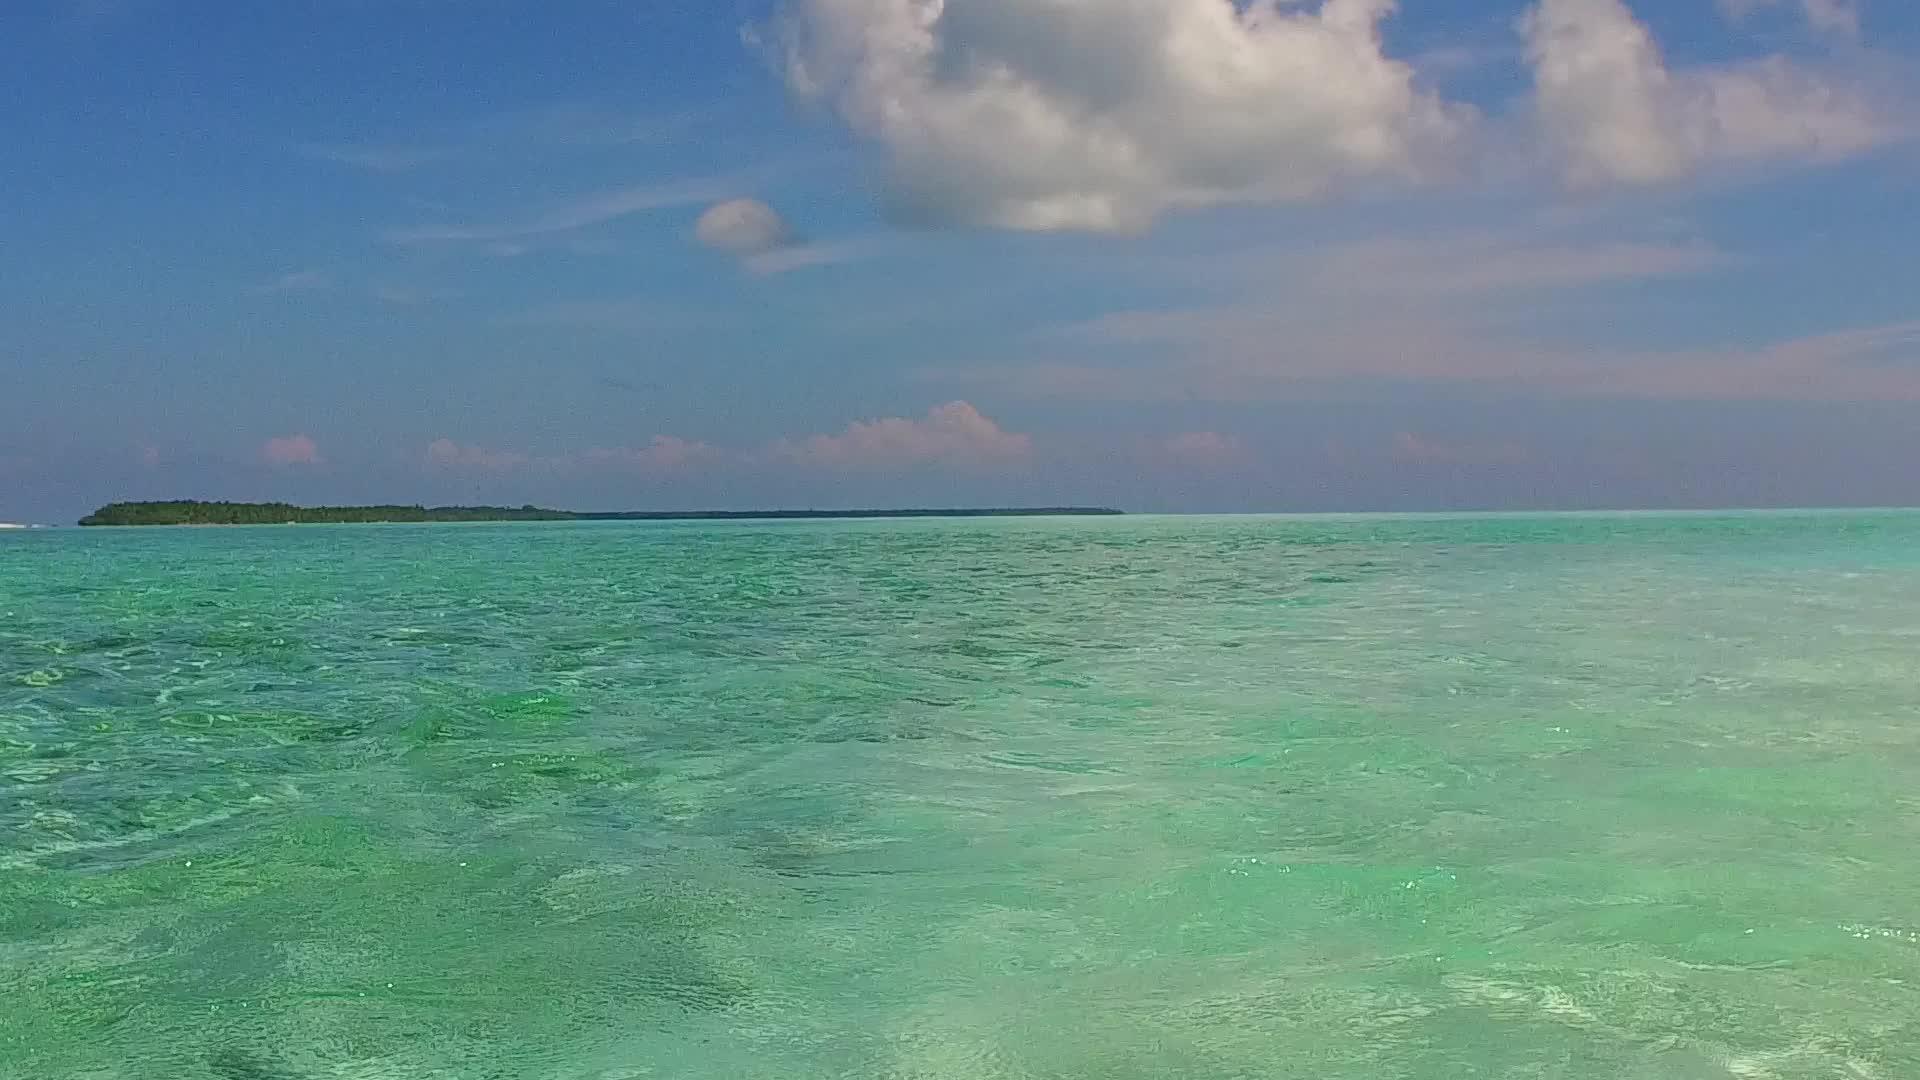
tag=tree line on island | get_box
[78,501,1124,526]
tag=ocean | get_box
[3,514,1917,1078]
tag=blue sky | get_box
[2,0,1917,522]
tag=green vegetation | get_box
[77,501,1124,526]
[79,502,574,526]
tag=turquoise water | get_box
[3,514,1918,1079]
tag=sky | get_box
[2,0,1917,522]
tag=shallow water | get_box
[3,514,1917,1079]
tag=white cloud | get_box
[742,242,861,275]
[1392,431,1530,466]
[1314,232,1729,296]
[262,434,322,466]
[1041,224,1728,335]
[936,315,1920,403]
[297,142,454,173]
[1717,0,1859,37]
[695,198,795,256]
[256,270,331,294]
[426,439,530,471]
[1522,0,1889,186]
[298,107,689,176]
[580,436,715,471]
[426,436,712,472]
[1162,431,1246,466]
[768,0,1471,232]
[693,198,867,275]
[501,297,700,334]
[373,285,460,306]
[390,179,732,244]
[934,216,1896,400]
[775,402,1032,468]
[768,0,1896,224]
[485,104,697,149]
[416,409,1031,476]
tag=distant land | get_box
[77,501,1125,526]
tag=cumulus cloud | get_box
[768,0,1894,222]
[695,198,795,256]
[262,434,322,466]
[768,0,1470,232]
[776,401,1031,468]
[693,198,861,275]
[1717,0,1859,36]
[1522,0,1889,186]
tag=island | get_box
[77,501,1125,526]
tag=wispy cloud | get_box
[425,435,713,474]
[296,106,695,175]
[1049,212,1733,304]
[372,285,461,307]
[579,436,715,472]
[744,239,872,276]
[487,104,698,149]
[255,270,332,294]
[421,403,1032,477]
[64,0,147,26]
[1717,0,1860,37]
[1030,212,1740,402]
[1314,235,1732,297]
[930,319,1920,403]
[389,178,737,245]
[598,375,648,395]
[426,439,530,471]
[296,142,456,173]
[1411,41,1517,80]
[500,297,699,335]
[1611,321,1920,400]
[1160,431,1249,468]
[1392,432,1531,466]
